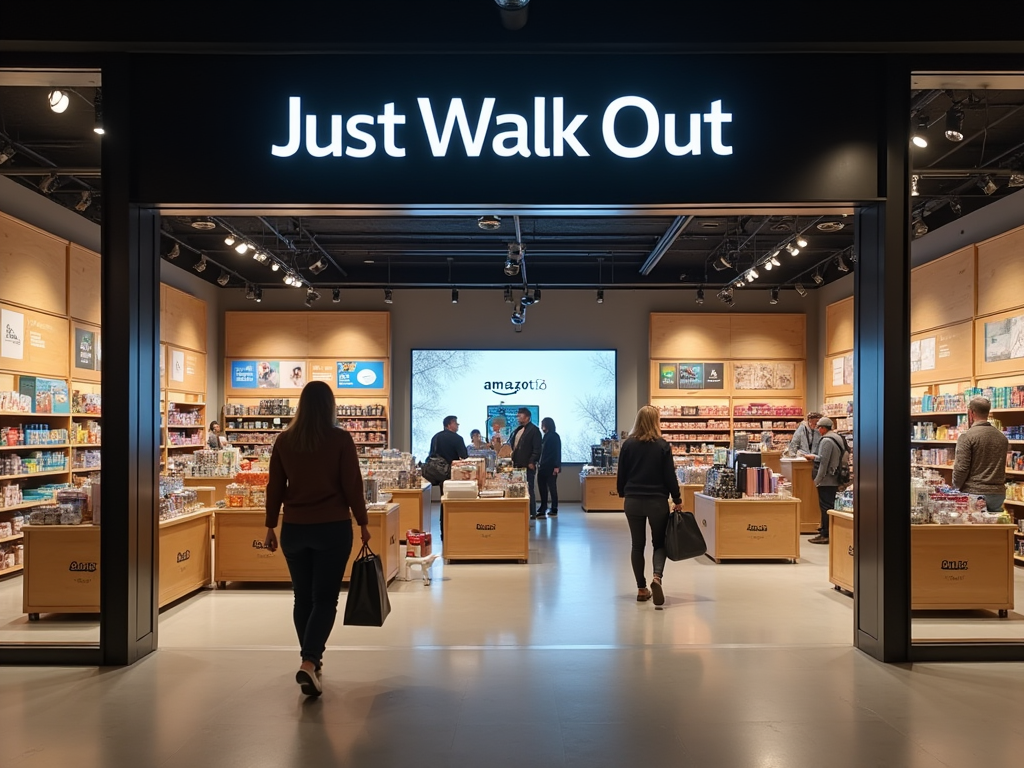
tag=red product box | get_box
[406,529,432,558]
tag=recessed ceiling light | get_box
[364,259,375,264]
[477,215,502,230]
[817,221,845,232]
[190,219,216,230]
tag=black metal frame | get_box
[3,49,1024,666]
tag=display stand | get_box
[911,524,1015,616]
[779,458,820,534]
[681,483,703,511]
[345,503,401,583]
[694,493,800,563]
[581,475,623,512]
[183,477,232,503]
[759,451,783,474]
[22,524,100,619]
[158,509,213,607]
[384,483,432,538]
[442,496,530,563]
[828,510,854,593]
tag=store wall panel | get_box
[307,312,390,359]
[729,361,806,395]
[824,352,854,397]
[826,297,855,355]
[910,246,975,333]
[161,284,207,353]
[164,345,206,395]
[977,224,1024,318]
[729,315,805,359]
[68,244,102,325]
[649,314,731,359]
[224,357,389,397]
[0,211,68,317]
[70,321,102,383]
[910,321,972,386]
[974,309,1024,379]
[224,312,310,358]
[0,301,69,378]
[649,361,734,398]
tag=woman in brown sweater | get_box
[264,381,370,697]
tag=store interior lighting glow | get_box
[944,107,965,142]
[224,235,236,246]
[235,242,250,255]
[795,235,808,249]
[254,287,263,303]
[384,288,393,304]
[270,263,280,272]
[911,174,920,197]
[785,243,800,256]
[912,114,929,148]
[252,251,268,264]
[47,89,70,113]
[93,89,104,135]
[770,254,781,267]
[764,260,773,271]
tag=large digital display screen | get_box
[411,349,616,463]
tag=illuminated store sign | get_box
[271,96,733,160]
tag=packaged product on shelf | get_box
[442,479,478,499]
[0,391,33,413]
[226,483,247,508]
[0,521,12,538]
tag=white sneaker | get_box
[296,667,322,696]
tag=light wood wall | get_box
[68,244,101,325]
[650,313,805,360]
[161,284,207,353]
[225,311,390,359]
[0,211,68,318]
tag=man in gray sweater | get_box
[952,396,1009,512]
[808,417,844,545]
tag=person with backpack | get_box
[428,415,468,542]
[808,416,847,545]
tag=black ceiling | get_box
[2,83,1024,295]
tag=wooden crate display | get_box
[442,497,531,563]
[694,493,800,563]
[828,511,854,593]
[158,510,213,607]
[582,475,624,512]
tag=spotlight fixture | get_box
[717,287,734,306]
[912,219,929,239]
[333,287,342,303]
[224,234,236,246]
[520,292,535,307]
[283,272,301,286]
[795,235,808,249]
[254,287,263,303]
[695,287,705,305]
[714,254,733,271]
[234,242,250,255]
[785,243,800,257]
[166,243,180,260]
[769,254,781,267]
[533,288,541,303]
[270,263,280,272]
[252,251,269,264]
[911,174,920,197]
[504,242,524,276]
[764,260,773,271]
[944,107,965,142]
[794,283,808,297]
[912,115,929,148]
[47,89,70,113]
[217,270,231,287]
[309,257,328,275]
[978,175,998,196]
[477,215,502,230]
[74,191,93,212]
[451,288,459,304]
[93,89,104,135]
[836,254,850,273]
[1009,171,1024,189]
[812,270,824,285]
[190,218,216,231]
[511,307,526,326]
[37,173,60,194]
[503,286,513,303]
[305,288,321,308]
[745,268,758,282]
[769,287,780,305]
[0,143,15,165]
[193,255,207,273]
[384,288,393,304]
[949,197,963,217]
[596,289,604,304]
[245,284,256,301]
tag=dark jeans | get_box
[281,520,354,667]
[624,496,669,589]
[521,466,537,516]
[817,485,838,536]
[538,467,558,512]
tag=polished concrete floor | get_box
[4,507,1024,766]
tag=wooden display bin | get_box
[760,451,783,474]
[828,510,854,593]
[345,503,401,583]
[694,493,800,563]
[911,524,1015,616]
[581,474,623,512]
[382,483,432,539]
[442,496,531,563]
[780,458,820,534]
[158,509,213,607]
[214,509,290,586]
[23,524,100,619]
[183,477,233,504]
[681,483,703,512]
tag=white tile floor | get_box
[3,506,1024,767]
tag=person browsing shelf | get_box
[789,412,822,459]
[952,396,1009,512]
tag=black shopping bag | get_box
[343,544,392,627]
[664,510,707,561]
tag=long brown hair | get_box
[283,381,336,452]
[628,405,661,442]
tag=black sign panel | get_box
[129,54,883,207]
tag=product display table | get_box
[828,510,854,593]
[694,493,801,563]
[911,523,1015,616]
[158,509,214,607]
[214,505,402,587]
[23,524,100,620]
[441,496,531,563]
[183,476,233,503]
[779,458,820,534]
[681,484,704,512]
[581,474,623,512]
[381,482,432,539]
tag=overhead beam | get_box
[639,215,691,275]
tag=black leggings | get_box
[280,520,354,667]
[538,467,558,511]
[624,496,669,589]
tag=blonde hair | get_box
[628,405,662,442]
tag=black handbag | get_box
[343,544,392,627]
[422,455,450,486]
[664,510,708,561]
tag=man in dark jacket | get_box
[429,415,468,540]
[509,407,542,518]
[537,417,562,518]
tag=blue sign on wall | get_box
[337,361,384,389]
[231,361,259,389]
